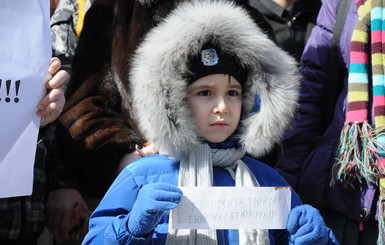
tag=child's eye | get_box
[197,90,211,96]
[227,90,241,96]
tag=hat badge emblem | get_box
[201,48,219,66]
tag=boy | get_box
[82,1,339,244]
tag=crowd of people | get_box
[1,0,384,244]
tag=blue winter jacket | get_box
[275,0,378,222]
[82,154,304,245]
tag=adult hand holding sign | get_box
[0,1,70,242]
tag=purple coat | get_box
[275,0,378,222]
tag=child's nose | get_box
[213,97,228,114]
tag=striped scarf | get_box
[333,0,385,243]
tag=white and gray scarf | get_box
[166,143,270,245]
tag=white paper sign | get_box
[0,1,51,198]
[170,186,291,229]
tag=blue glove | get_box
[287,204,329,245]
[128,182,182,237]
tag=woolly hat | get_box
[187,45,248,87]
[128,0,299,159]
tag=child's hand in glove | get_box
[128,183,182,237]
[287,204,332,245]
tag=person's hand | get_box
[135,142,158,157]
[128,183,182,237]
[287,204,329,244]
[45,188,91,242]
[117,143,159,173]
[37,57,67,126]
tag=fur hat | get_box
[129,0,299,159]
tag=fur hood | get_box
[129,0,299,159]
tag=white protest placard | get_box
[0,1,51,198]
[170,186,291,229]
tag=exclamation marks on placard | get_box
[5,80,11,103]
[14,80,20,103]
[0,79,21,103]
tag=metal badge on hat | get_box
[201,48,219,66]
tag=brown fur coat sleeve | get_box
[46,2,145,198]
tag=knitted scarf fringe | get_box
[333,121,385,245]
[332,121,385,187]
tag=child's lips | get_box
[211,121,229,126]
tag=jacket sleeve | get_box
[46,66,144,198]
[82,168,152,245]
[274,0,340,190]
[50,0,78,72]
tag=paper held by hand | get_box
[170,186,291,229]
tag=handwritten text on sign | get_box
[170,187,291,229]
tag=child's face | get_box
[187,74,242,143]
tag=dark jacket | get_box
[275,0,378,222]
[0,132,47,239]
[45,0,275,199]
[248,0,322,61]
